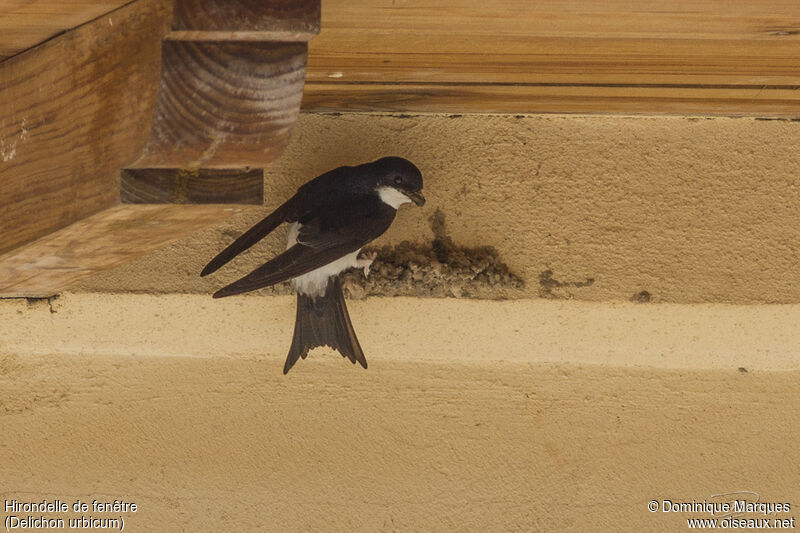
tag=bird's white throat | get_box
[377,186,412,209]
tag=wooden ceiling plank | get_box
[302,82,800,116]
[0,204,253,298]
[304,0,800,115]
[0,1,134,61]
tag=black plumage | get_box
[286,277,367,374]
[202,156,425,373]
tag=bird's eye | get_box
[394,176,403,185]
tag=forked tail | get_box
[284,277,368,374]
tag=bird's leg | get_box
[356,251,378,277]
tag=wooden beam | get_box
[0,0,173,256]
[302,83,800,115]
[133,0,320,167]
[0,204,252,298]
[133,40,310,168]
[0,0,321,295]
[304,0,800,115]
[121,168,264,204]
[165,30,318,42]
[0,1,133,61]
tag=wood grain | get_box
[0,0,316,293]
[172,0,320,34]
[121,168,264,204]
[303,83,800,115]
[0,204,252,298]
[0,0,133,61]
[134,40,309,167]
[165,30,317,42]
[134,0,319,168]
[304,0,800,115]
[0,0,172,257]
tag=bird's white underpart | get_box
[377,186,412,209]
[287,222,367,298]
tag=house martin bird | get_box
[201,156,425,374]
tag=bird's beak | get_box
[407,190,426,206]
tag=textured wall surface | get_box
[77,113,800,303]
[3,293,800,370]
[3,352,797,532]
[1,293,799,532]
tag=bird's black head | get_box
[368,156,425,208]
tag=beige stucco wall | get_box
[2,293,799,531]
[78,112,800,303]
[3,293,800,371]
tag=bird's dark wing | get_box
[201,166,359,277]
[212,196,395,298]
[212,241,361,298]
[200,202,289,277]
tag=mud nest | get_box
[339,237,524,300]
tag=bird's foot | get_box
[356,251,378,277]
